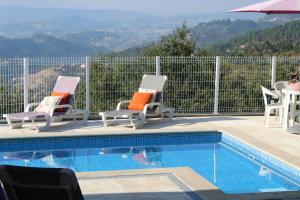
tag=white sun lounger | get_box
[99,75,175,129]
[3,76,80,132]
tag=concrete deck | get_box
[0,116,300,199]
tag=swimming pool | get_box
[0,131,299,194]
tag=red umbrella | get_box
[229,0,300,14]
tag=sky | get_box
[0,0,265,16]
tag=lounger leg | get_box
[279,107,283,124]
[40,116,51,132]
[129,116,136,129]
[163,108,175,122]
[264,109,268,117]
[6,117,23,129]
[100,113,108,127]
[135,113,145,129]
[265,108,271,128]
[6,117,13,128]
[170,109,175,120]
[31,119,40,133]
[83,110,89,123]
[69,109,76,122]
[160,108,164,122]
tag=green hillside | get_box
[192,19,271,47]
[211,20,300,56]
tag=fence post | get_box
[214,56,221,114]
[271,56,277,88]
[84,56,90,122]
[23,58,29,112]
[156,56,160,75]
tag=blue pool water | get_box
[0,132,299,194]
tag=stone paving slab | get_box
[77,168,222,200]
[78,173,200,200]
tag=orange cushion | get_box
[51,91,71,112]
[128,92,153,111]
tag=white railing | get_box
[0,56,299,120]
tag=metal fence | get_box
[27,57,87,112]
[1,56,300,120]
[89,56,156,116]
[0,58,24,118]
[160,56,216,113]
[219,56,272,113]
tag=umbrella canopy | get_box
[229,0,300,14]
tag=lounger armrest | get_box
[50,104,73,116]
[26,103,40,112]
[117,100,131,110]
[143,102,161,113]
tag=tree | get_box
[144,22,196,56]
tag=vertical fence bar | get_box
[156,56,160,76]
[271,56,277,88]
[156,56,163,107]
[214,56,221,114]
[84,56,90,122]
[23,58,29,112]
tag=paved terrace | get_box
[0,116,300,200]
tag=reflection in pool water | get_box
[2,146,163,171]
[0,142,299,194]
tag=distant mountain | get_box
[0,6,267,38]
[119,19,279,55]
[62,31,120,53]
[23,19,300,57]
[62,29,167,52]
[0,6,263,25]
[0,7,181,51]
[0,16,111,37]
[258,14,300,24]
[0,29,165,56]
[0,34,95,57]
[120,15,300,56]
[0,6,188,37]
[2,6,300,57]
[191,19,276,47]
[191,13,300,48]
[210,20,300,56]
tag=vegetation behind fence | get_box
[0,56,299,120]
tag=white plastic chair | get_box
[261,85,283,128]
[274,81,288,99]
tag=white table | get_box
[282,88,300,130]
